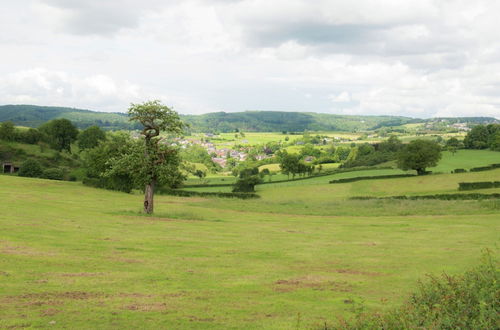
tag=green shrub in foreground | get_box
[333,251,499,329]
[18,159,43,178]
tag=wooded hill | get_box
[0,104,497,132]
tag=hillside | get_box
[0,105,132,130]
[1,104,498,132]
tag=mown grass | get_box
[1,169,499,329]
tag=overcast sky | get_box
[1,0,499,118]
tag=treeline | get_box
[463,124,500,150]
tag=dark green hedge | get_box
[458,181,500,190]
[330,174,415,184]
[82,176,133,193]
[470,163,500,172]
[158,188,259,199]
[452,168,467,173]
[351,193,500,200]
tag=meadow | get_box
[1,164,499,328]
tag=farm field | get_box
[1,169,499,329]
[184,149,499,192]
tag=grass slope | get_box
[1,170,499,329]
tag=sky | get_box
[1,0,499,118]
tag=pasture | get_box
[1,167,499,329]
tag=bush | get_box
[332,251,499,329]
[158,188,259,199]
[233,175,262,192]
[470,165,494,172]
[452,168,467,173]
[330,174,415,184]
[42,168,65,180]
[82,175,133,193]
[458,181,500,190]
[351,193,500,201]
[18,159,43,178]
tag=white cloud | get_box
[0,0,499,118]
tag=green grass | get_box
[1,169,499,329]
[429,149,500,173]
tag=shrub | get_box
[452,168,467,173]
[458,181,500,190]
[233,175,262,192]
[82,175,133,193]
[158,188,259,199]
[332,251,499,329]
[330,174,415,184]
[42,168,65,180]
[470,165,494,172]
[18,159,43,178]
[350,193,500,201]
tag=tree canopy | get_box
[114,100,185,214]
[39,119,78,153]
[397,139,442,175]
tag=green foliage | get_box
[470,164,500,172]
[351,193,500,201]
[397,139,442,175]
[78,125,106,150]
[81,132,135,192]
[333,252,499,330]
[0,104,133,129]
[232,175,262,193]
[458,181,500,190]
[19,128,43,144]
[39,118,79,152]
[159,188,259,199]
[179,144,220,173]
[342,137,403,168]
[464,124,500,150]
[0,121,16,141]
[330,174,415,184]
[452,168,467,173]
[18,159,43,178]
[42,168,65,180]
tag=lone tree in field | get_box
[397,139,442,175]
[128,100,185,214]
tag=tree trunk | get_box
[143,179,155,214]
[416,168,426,175]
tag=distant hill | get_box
[0,105,132,130]
[0,104,497,132]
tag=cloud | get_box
[0,68,143,111]
[1,0,499,118]
[34,0,166,36]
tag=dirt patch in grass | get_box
[274,276,352,293]
[110,257,143,264]
[188,316,215,322]
[59,272,104,277]
[40,308,61,317]
[123,302,168,312]
[0,241,55,257]
[335,269,383,276]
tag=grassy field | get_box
[429,149,500,173]
[1,168,499,329]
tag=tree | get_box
[18,159,43,178]
[0,121,16,141]
[126,100,185,214]
[194,169,206,181]
[39,119,78,152]
[82,132,136,193]
[78,125,106,150]
[397,139,442,175]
